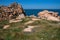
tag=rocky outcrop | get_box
[38,10,60,21]
[0,2,26,21]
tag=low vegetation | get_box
[0,17,60,40]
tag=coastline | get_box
[0,2,60,40]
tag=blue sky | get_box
[0,0,60,9]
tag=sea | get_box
[24,9,60,16]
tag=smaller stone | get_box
[23,28,32,32]
[29,15,37,18]
[28,26,35,29]
[31,18,40,21]
[23,26,37,32]
[3,25,10,29]
[25,21,34,25]
[9,19,22,23]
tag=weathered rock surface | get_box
[38,10,60,21]
[0,2,26,21]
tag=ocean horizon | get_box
[24,9,60,16]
